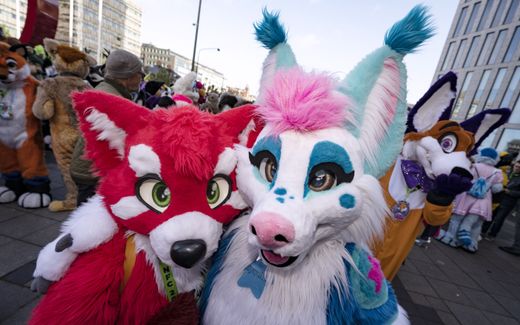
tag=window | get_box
[441,42,456,71]
[477,0,494,31]
[485,68,507,108]
[503,26,520,62]
[453,6,468,37]
[490,0,507,27]
[504,0,519,24]
[500,67,520,107]
[464,36,481,67]
[497,129,520,152]
[452,72,474,117]
[465,2,481,34]
[509,95,520,124]
[468,70,491,118]
[488,29,507,65]
[477,32,495,66]
[453,39,468,69]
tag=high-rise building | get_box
[55,0,142,62]
[433,0,520,150]
[0,0,28,38]
[142,43,225,89]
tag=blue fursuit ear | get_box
[254,8,298,103]
[406,71,457,133]
[461,108,511,155]
[337,5,434,178]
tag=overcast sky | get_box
[134,0,459,103]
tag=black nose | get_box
[451,167,473,179]
[170,239,207,269]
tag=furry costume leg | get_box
[0,142,21,203]
[16,137,51,208]
[48,131,79,211]
[458,214,482,252]
[438,214,464,246]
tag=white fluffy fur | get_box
[358,58,401,169]
[226,191,248,210]
[213,147,237,175]
[85,108,127,158]
[0,87,28,149]
[238,119,257,146]
[133,233,205,295]
[149,212,222,268]
[204,215,349,325]
[473,113,502,145]
[412,82,455,132]
[128,144,161,177]
[33,195,118,281]
[110,196,149,220]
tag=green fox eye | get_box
[136,175,171,213]
[207,175,232,209]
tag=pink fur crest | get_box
[258,67,350,134]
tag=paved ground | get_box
[0,152,519,324]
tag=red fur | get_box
[147,293,199,325]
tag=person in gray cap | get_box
[70,49,144,205]
[95,49,145,100]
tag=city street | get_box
[0,152,519,325]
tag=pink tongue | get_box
[262,250,289,265]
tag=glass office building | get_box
[433,0,520,151]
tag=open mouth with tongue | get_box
[261,249,298,267]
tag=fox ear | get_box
[72,90,151,176]
[461,108,511,155]
[216,104,264,148]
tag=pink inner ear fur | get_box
[257,67,351,134]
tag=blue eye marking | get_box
[252,136,281,161]
[276,197,285,204]
[274,188,287,196]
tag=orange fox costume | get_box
[0,42,51,208]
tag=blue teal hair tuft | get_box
[254,8,288,49]
[384,5,435,54]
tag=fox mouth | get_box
[260,249,298,267]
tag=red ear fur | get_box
[217,104,264,148]
[72,90,151,176]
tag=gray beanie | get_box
[104,49,144,79]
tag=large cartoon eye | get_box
[439,133,458,153]
[207,174,232,209]
[308,163,355,192]
[136,175,171,213]
[6,59,16,69]
[249,151,278,183]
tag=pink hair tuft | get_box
[257,67,351,134]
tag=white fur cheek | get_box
[225,191,249,210]
[214,147,238,175]
[110,196,148,220]
[128,144,161,177]
[149,212,223,267]
[235,145,268,207]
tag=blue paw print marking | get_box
[274,188,293,204]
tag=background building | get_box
[56,0,142,62]
[0,0,28,38]
[142,43,225,89]
[433,0,520,150]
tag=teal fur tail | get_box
[384,5,435,54]
[254,8,288,49]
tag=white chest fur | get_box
[203,218,348,325]
[132,233,205,296]
[0,87,27,149]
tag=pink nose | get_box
[250,212,295,248]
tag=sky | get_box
[133,0,459,103]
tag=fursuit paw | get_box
[48,200,76,212]
[0,186,16,203]
[462,244,477,254]
[18,192,51,209]
[457,229,472,246]
[55,233,73,252]
[30,276,53,294]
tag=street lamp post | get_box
[191,0,202,72]
[196,47,220,73]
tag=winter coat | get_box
[452,163,503,221]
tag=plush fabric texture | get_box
[460,108,511,155]
[254,9,287,50]
[479,147,499,161]
[258,67,350,134]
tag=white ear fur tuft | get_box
[473,113,503,145]
[128,144,162,177]
[413,82,455,132]
[85,108,127,158]
[214,147,238,175]
[238,119,257,146]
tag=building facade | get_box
[56,0,142,62]
[142,43,225,89]
[433,0,520,150]
[0,0,28,38]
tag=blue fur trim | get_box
[252,136,282,189]
[326,243,399,324]
[23,176,50,186]
[254,8,288,49]
[199,228,238,316]
[274,44,297,69]
[384,5,435,54]
[480,147,498,160]
[2,171,22,180]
